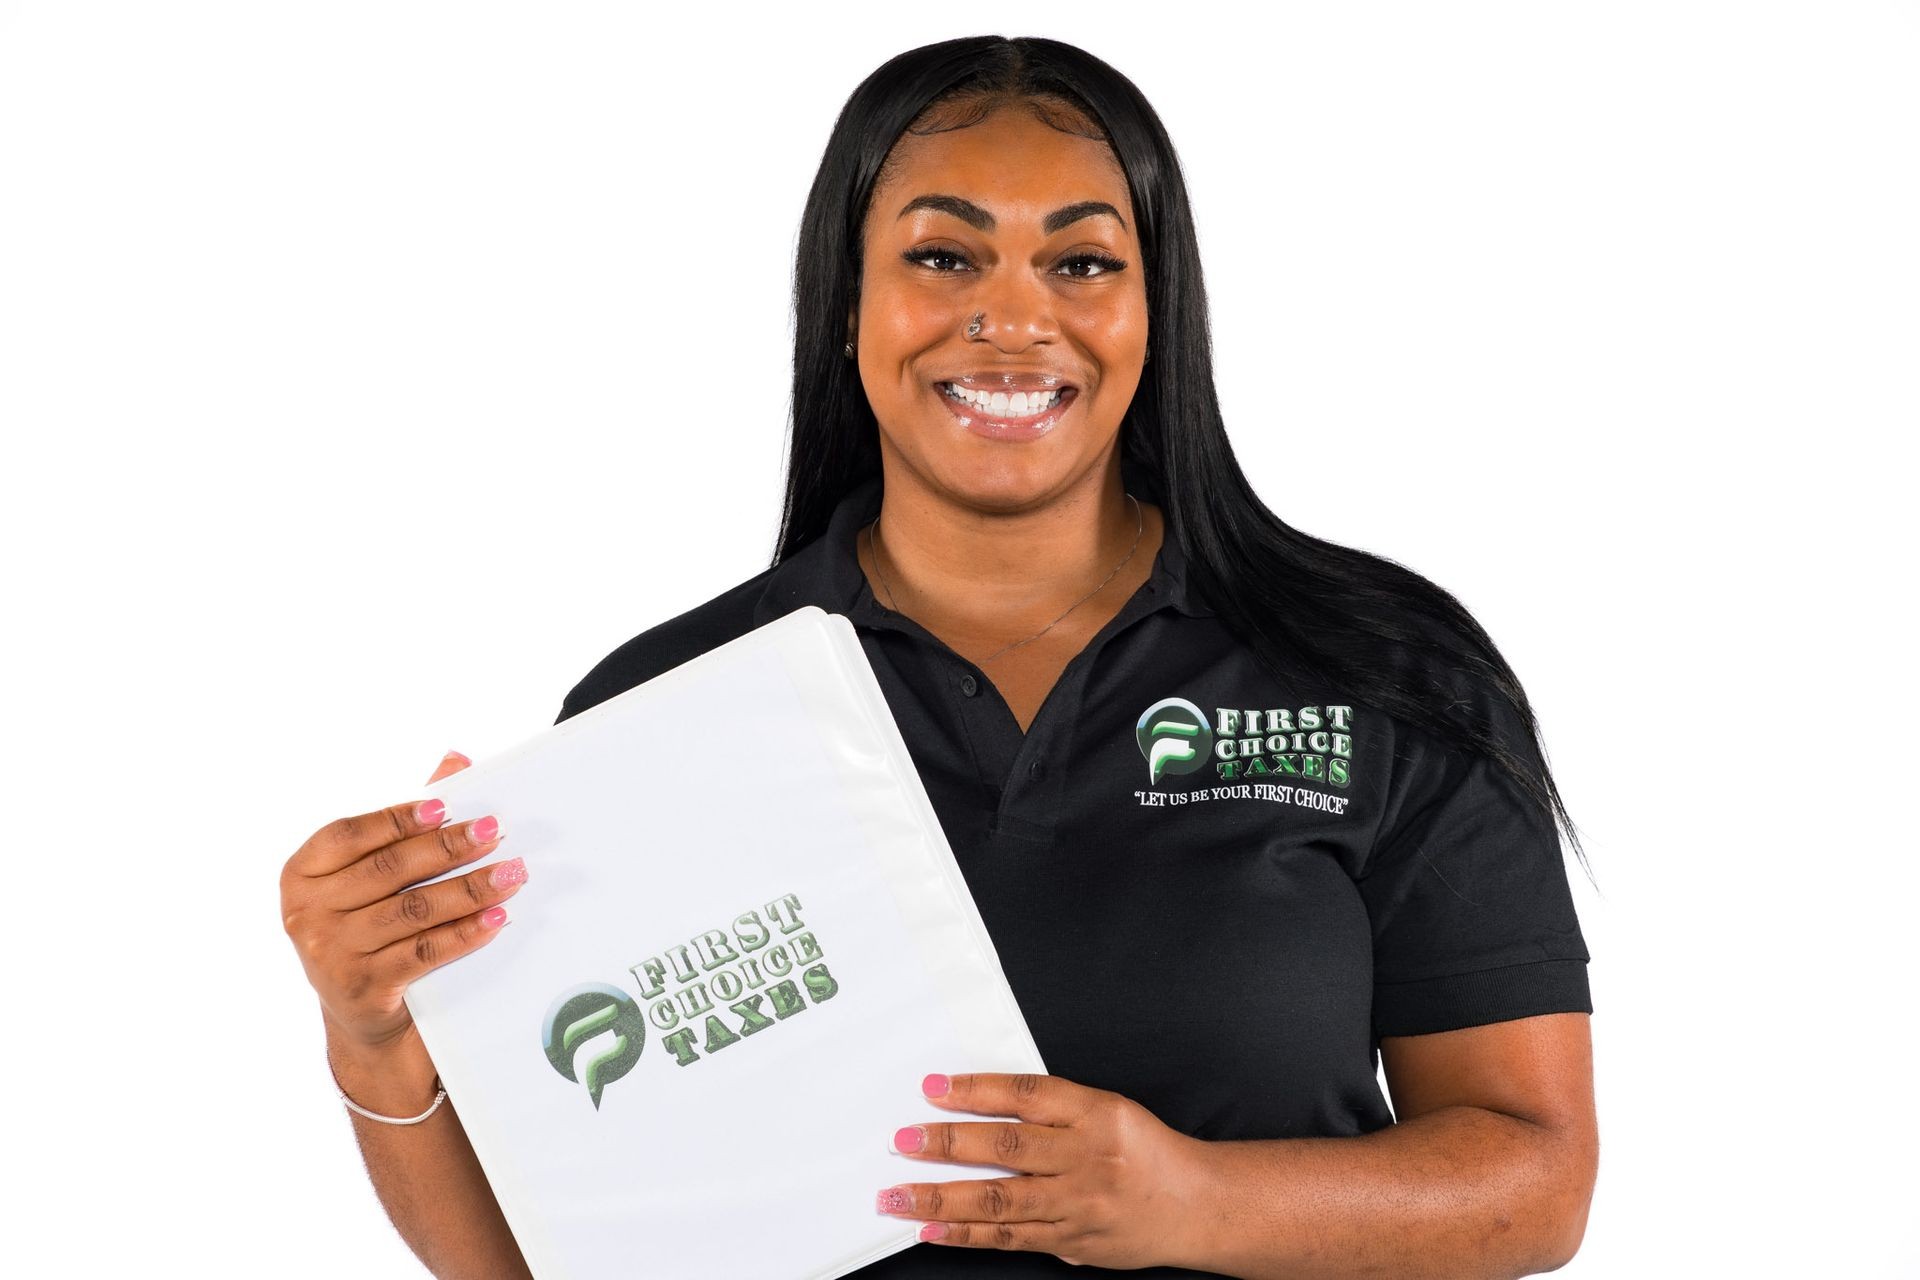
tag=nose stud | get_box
[966,311,984,339]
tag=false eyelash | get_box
[900,246,1129,276]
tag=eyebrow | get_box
[896,194,1127,236]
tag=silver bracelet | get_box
[330,1058,448,1125]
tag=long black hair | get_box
[775,34,1592,882]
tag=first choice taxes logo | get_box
[1136,696,1356,788]
[1136,697,1214,785]
[541,983,646,1111]
[538,892,841,1112]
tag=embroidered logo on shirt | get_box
[1133,698,1358,812]
[1135,697,1214,785]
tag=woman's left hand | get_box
[877,1072,1208,1268]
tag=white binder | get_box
[402,605,1047,1279]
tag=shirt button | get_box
[1028,760,1046,780]
[959,674,979,697]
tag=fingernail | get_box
[490,857,527,889]
[922,1073,950,1098]
[890,1126,924,1154]
[875,1187,911,1214]
[481,906,508,929]
[470,815,500,844]
[918,1223,947,1242]
[417,799,446,826]
[444,749,471,765]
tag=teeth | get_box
[942,384,1063,418]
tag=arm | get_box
[1169,1012,1597,1280]
[282,749,535,1280]
[327,1015,533,1280]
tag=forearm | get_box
[1167,1106,1589,1280]
[326,1016,532,1280]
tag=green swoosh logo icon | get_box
[541,983,646,1110]
[1135,696,1214,786]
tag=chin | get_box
[923,449,1103,515]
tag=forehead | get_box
[869,102,1134,234]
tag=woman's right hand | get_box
[280,750,529,1054]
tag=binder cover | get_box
[402,605,1047,1278]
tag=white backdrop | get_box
[2,2,1913,1276]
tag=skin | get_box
[848,98,1161,733]
[279,94,1595,1279]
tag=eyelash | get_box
[900,246,1129,278]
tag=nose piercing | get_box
[966,311,984,339]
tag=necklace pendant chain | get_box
[866,493,1145,666]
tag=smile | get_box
[935,381,1079,442]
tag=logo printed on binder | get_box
[540,983,646,1111]
[541,892,842,1111]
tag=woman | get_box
[281,34,1597,1278]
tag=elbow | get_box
[1524,1119,1598,1274]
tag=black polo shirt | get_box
[555,473,1592,1278]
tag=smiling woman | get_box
[285,32,1598,1280]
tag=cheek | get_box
[861,279,964,352]
[1069,291,1150,356]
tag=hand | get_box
[280,750,529,1053]
[875,1072,1207,1268]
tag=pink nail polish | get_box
[918,1222,947,1242]
[922,1073,950,1098]
[417,799,446,826]
[875,1187,911,1214]
[891,1125,924,1154]
[481,906,508,929]
[490,857,527,889]
[470,815,500,844]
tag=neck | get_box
[864,453,1150,624]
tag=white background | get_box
[3,2,1913,1275]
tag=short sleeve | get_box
[1359,703,1592,1046]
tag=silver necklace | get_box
[864,493,1145,665]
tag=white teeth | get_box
[941,384,1062,418]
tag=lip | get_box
[940,371,1076,393]
[934,380,1079,443]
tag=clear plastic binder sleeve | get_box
[400,606,1047,1279]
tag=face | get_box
[853,101,1149,512]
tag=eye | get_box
[1056,251,1129,279]
[901,246,973,273]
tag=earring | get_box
[1144,346,1152,364]
[844,340,854,358]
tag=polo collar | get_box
[751,471,1216,626]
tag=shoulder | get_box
[554,563,782,723]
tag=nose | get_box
[966,264,1060,352]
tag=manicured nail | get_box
[490,857,527,889]
[417,799,446,826]
[890,1126,925,1154]
[918,1222,947,1242]
[481,906,508,929]
[875,1187,911,1214]
[922,1073,950,1098]
[470,815,500,844]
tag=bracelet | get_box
[329,1057,448,1126]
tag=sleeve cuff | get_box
[1373,958,1591,1045]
